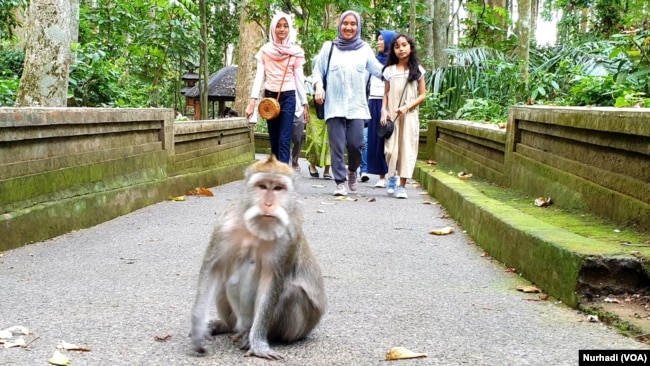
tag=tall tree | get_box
[199,0,208,119]
[515,0,531,81]
[433,0,450,68]
[234,1,263,116]
[423,0,434,66]
[15,0,71,107]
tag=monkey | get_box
[189,155,326,360]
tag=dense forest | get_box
[1,0,649,125]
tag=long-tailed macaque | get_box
[190,155,326,360]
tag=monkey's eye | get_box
[273,184,286,191]
[257,183,269,190]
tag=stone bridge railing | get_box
[423,106,649,229]
[0,108,254,251]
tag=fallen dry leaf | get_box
[534,197,552,207]
[505,267,516,273]
[1,326,31,336]
[422,200,438,205]
[335,196,358,201]
[458,172,473,180]
[497,122,507,129]
[604,297,621,304]
[516,285,541,293]
[316,209,325,213]
[168,195,187,201]
[385,346,427,361]
[539,294,550,301]
[3,338,25,348]
[426,159,437,165]
[186,187,214,197]
[57,341,91,352]
[367,197,376,202]
[312,184,326,188]
[48,350,70,366]
[154,334,172,342]
[429,226,454,235]
[417,192,428,195]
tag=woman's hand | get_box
[245,99,257,119]
[303,105,310,123]
[395,105,407,116]
[380,108,388,125]
[314,84,325,105]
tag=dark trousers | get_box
[265,90,296,164]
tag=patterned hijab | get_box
[260,12,305,61]
[376,30,397,65]
[332,10,365,51]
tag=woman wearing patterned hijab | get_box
[311,10,384,197]
[245,12,309,165]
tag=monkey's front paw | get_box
[230,330,250,349]
[245,346,284,360]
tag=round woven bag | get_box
[258,98,281,120]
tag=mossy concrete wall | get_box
[0,108,255,251]
[507,106,649,229]
[427,107,649,229]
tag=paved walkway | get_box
[1,155,646,366]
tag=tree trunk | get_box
[516,0,531,82]
[433,0,450,68]
[199,0,209,119]
[409,0,417,37]
[423,0,434,68]
[234,1,263,117]
[15,0,71,107]
[487,0,507,44]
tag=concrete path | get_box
[1,155,646,366]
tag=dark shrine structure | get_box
[181,65,238,120]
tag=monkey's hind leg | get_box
[268,283,324,343]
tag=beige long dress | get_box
[383,65,423,179]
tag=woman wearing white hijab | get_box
[245,12,309,164]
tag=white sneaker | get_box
[395,186,408,199]
[374,179,386,188]
[386,176,398,195]
[333,183,348,196]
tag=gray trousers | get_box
[326,117,364,184]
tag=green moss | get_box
[460,171,649,250]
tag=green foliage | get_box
[0,46,23,106]
[0,0,26,40]
[68,43,150,107]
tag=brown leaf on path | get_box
[429,226,454,235]
[534,197,552,207]
[58,341,91,352]
[367,197,376,202]
[186,187,213,196]
[48,350,70,366]
[422,200,438,205]
[516,285,541,293]
[539,294,550,301]
[385,346,427,360]
[154,334,172,342]
[497,122,507,129]
[505,267,516,273]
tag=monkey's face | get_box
[243,171,295,241]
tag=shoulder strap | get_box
[323,42,334,85]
